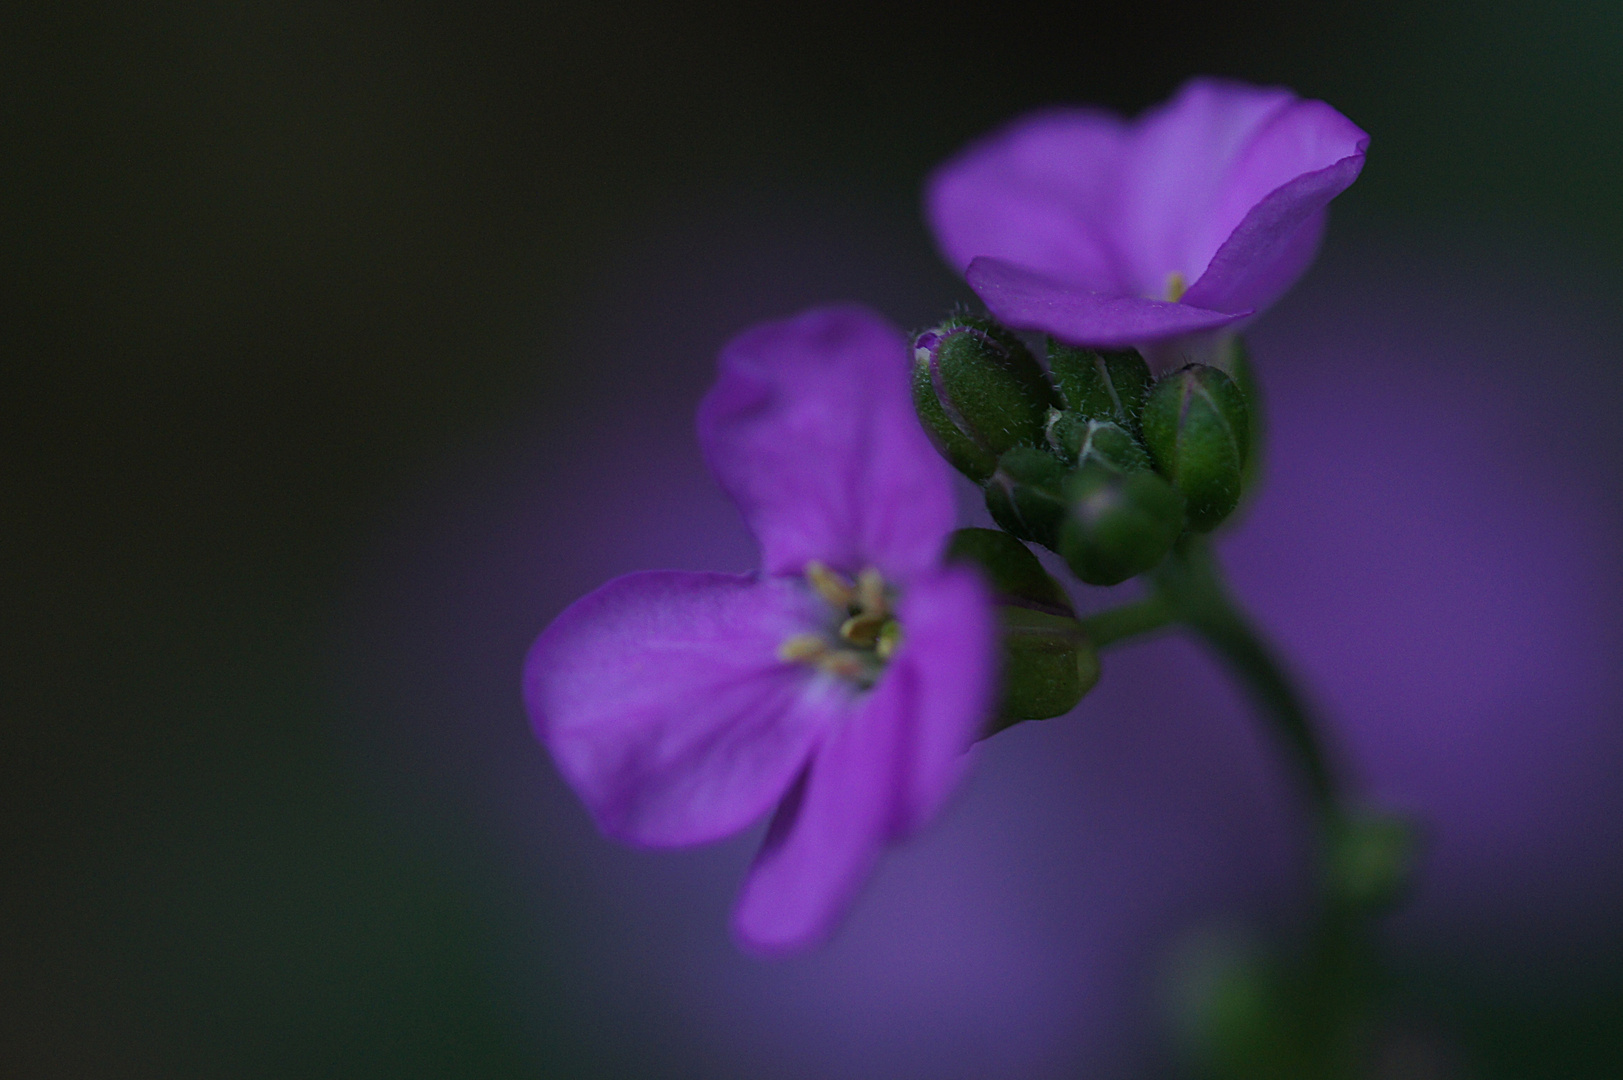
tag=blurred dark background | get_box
[4,2,1622,1077]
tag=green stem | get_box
[1152,535,1340,824]
[1078,593,1175,647]
[1140,535,1381,1078]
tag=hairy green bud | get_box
[945,527,1073,615]
[1047,412,1154,473]
[983,446,1068,550]
[1059,464,1185,586]
[1141,364,1251,532]
[911,318,1058,483]
[945,528,1099,732]
[1046,341,1153,429]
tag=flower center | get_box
[1164,271,1188,303]
[777,561,901,687]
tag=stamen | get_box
[1164,271,1188,303]
[805,560,854,610]
[839,612,886,648]
[782,564,901,687]
[778,634,830,663]
[875,619,902,660]
[855,567,887,616]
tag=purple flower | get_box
[926,78,1368,349]
[523,303,996,954]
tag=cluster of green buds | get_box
[912,316,1255,586]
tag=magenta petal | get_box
[731,567,994,953]
[698,304,957,580]
[525,571,843,848]
[925,107,1130,292]
[966,257,1248,348]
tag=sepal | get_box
[990,606,1101,731]
[1048,412,1154,473]
[1141,364,1251,532]
[1046,341,1152,429]
[984,446,1069,550]
[945,527,1074,615]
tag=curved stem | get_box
[1078,593,1175,647]
[1153,535,1340,824]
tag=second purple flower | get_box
[524,304,997,954]
[926,78,1368,350]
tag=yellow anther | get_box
[875,619,902,660]
[805,560,854,610]
[786,564,900,686]
[839,612,886,648]
[855,567,887,616]
[778,634,830,663]
[1164,271,1188,303]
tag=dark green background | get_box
[4,2,1620,1075]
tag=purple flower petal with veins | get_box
[524,303,996,954]
[927,78,1368,348]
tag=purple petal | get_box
[1180,106,1367,314]
[1110,79,1299,297]
[883,566,999,831]
[698,304,957,580]
[925,107,1131,293]
[928,79,1366,331]
[1118,79,1368,306]
[966,257,1248,348]
[732,567,994,953]
[525,571,844,847]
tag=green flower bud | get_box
[1220,335,1266,493]
[945,527,1074,615]
[945,528,1099,732]
[992,606,1101,731]
[912,353,997,482]
[983,446,1068,550]
[1046,412,1154,472]
[1059,463,1185,586]
[912,318,1058,482]
[1141,364,1251,532]
[1324,812,1419,913]
[1172,939,1295,1080]
[1046,341,1153,429]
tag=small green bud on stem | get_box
[945,528,1099,732]
[911,318,1058,483]
[1059,464,1185,586]
[1048,413,1154,473]
[1324,812,1419,913]
[1141,364,1251,532]
[1046,341,1153,429]
[984,446,1069,550]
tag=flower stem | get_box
[1078,593,1175,647]
[1152,534,1338,823]
[1140,536,1386,1076]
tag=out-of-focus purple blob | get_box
[335,194,1622,1078]
[927,79,1368,348]
[525,304,996,954]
